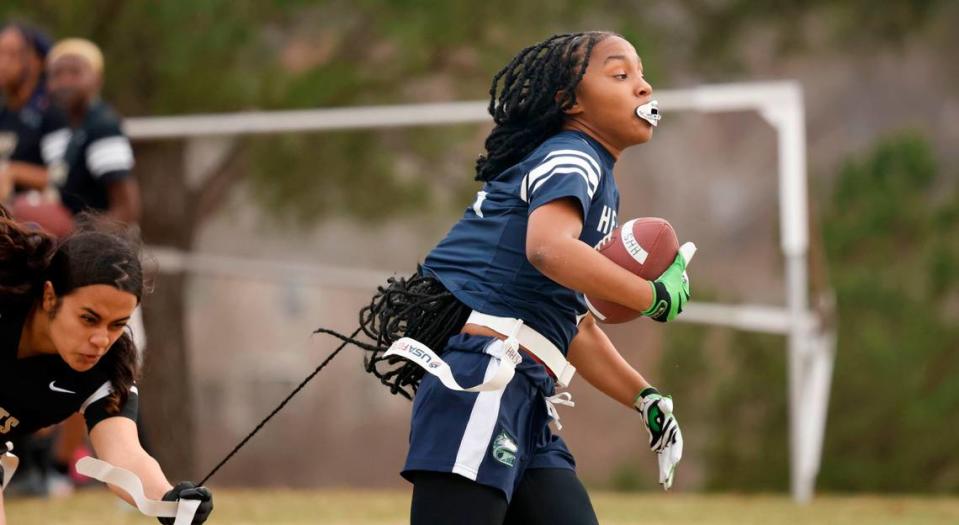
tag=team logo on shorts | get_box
[491,431,518,467]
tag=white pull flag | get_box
[384,337,521,392]
[76,456,201,525]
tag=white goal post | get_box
[126,81,835,503]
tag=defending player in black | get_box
[0,205,211,525]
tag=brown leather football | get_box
[585,217,679,324]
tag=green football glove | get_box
[635,388,684,490]
[643,242,696,322]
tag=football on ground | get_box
[586,217,679,324]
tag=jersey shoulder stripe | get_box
[79,381,113,414]
[544,149,602,178]
[86,135,134,177]
[78,381,140,414]
[520,151,602,203]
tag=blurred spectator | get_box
[0,23,60,201]
[44,38,140,223]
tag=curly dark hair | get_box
[474,31,616,182]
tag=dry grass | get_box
[6,488,959,524]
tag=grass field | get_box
[6,489,959,524]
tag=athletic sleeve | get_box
[80,382,139,431]
[84,118,134,184]
[39,108,70,166]
[520,147,603,219]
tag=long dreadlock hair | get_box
[316,269,471,400]
[475,31,617,182]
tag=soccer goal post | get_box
[126,81,835,503]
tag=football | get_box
[10,192,75,238]
[585,217,680,324]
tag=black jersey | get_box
[0,300,138,440]
[0,87,66,192]
[43,100,135,216]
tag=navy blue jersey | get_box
[423,130,619,353]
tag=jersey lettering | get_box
[597,205,617,236]
[0,407,19,434]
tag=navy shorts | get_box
[402,334,576,501]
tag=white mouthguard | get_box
[635,100,660,127]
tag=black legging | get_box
[410,469,599,525]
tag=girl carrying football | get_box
[346,31,694,525]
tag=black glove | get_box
[158,481,214,525]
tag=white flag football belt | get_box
[464,311,576,388]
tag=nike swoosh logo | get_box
[49,381,76,394]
